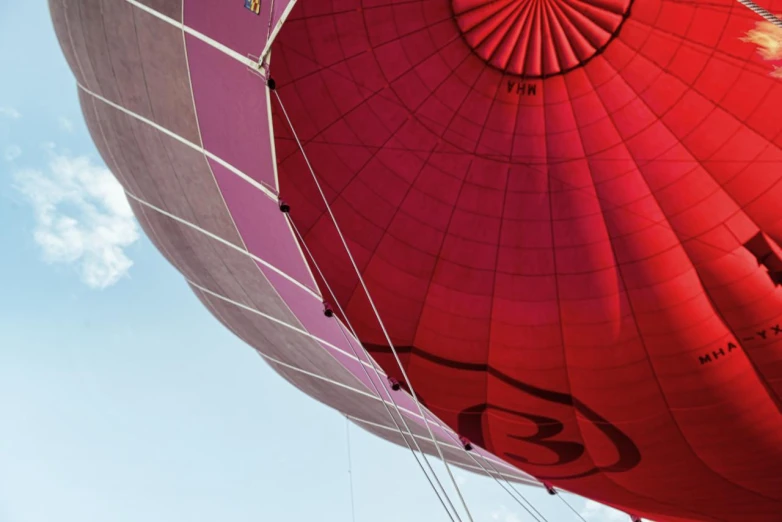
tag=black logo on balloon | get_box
[365,344,641,481]
[743,232,782,286]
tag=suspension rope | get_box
[274,89,475,522]
[286,214,462,521]
[334,322,461,521]
[479,459,553,522]
[345,417,356,522]
[438,431,548,522]
[473,454,548,521]
[475,469,546,522]
[438,427,592,522]
[736,0,782,27]
[557,492,589,522]
[264,0,277,44]
[447,414,592,522]
[474,452,587,522]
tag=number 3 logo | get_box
[456,369,641,480]
[504,411,585,467]
[364,344,641,480]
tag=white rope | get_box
[436,428,591,522]
[557,493,589,522]
[286,214,462,521]
[273,88,476,522]
[79,83,277,201]
[260,0,300,61]
[124,190,318,298]
[440,429,590,522]
[736,0,782,27]
[264,0,277,46]
[345,417,357,522]
[123,0,258,68]
[468,459,545,521]
[347,416,541,483]
[437,430,549,522]
[333,321,460,521]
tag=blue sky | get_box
[0,2,628,521]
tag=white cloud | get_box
[58,116,74,133]
[0,106,21,119]
[581,499,630,521]
[4,145,21,162]
[14,151,140,289]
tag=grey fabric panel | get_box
[193,286,360,382]
[49,0,101,91]
[57,0,199,143]
[191,283,438,434]
[129,4,201,144]
[70,0,124,101]
[97,0,156,119]
[82,92,239,246]
[136,0,182,21]
[130,200,303,325]
[131,5,200,143]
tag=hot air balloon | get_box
[48,0,782,520]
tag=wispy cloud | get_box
[4,145,21,162]
[581,499,628,521]
[58,116,74,133]
[0,106,21,119]
[14,150,140,289]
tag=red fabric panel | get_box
[271,0,782,520]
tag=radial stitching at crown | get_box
[452,0,633,76]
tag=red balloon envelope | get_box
[50,0,782,520]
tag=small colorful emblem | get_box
[244,0,261,15]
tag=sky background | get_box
[0,2,631,521]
